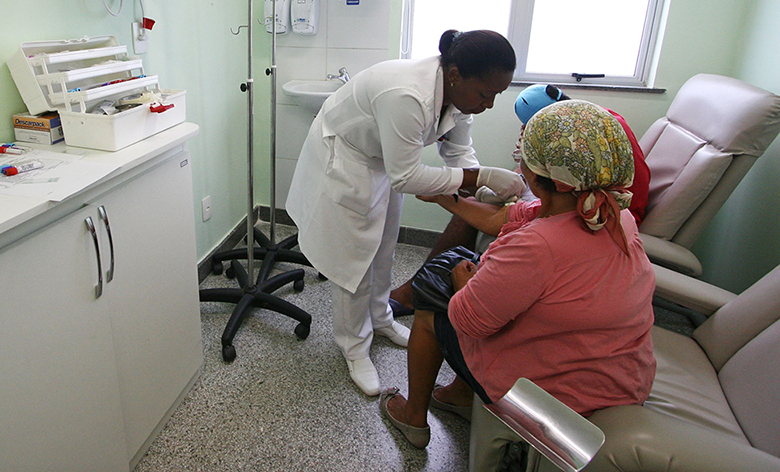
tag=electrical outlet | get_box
[201,196,212,222]
[132,22,148,54]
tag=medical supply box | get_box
[8,35,185,151]
[13,112,65,145]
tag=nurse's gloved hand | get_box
[475,186,518,205]
[476,167,527,201]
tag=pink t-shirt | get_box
[449,200,656,416]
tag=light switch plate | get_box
[132,22,148,54]
[201,196,212,222]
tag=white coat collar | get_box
[434,61,457,136]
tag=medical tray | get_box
[8,35,185,151]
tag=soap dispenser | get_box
[291,0,319,35]
[265,0,291,34]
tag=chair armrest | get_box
[653,264,737,316]
[639,233,703,276]
[586,405,780,472]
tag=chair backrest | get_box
[693,264,780,457]
[639,74,780,248]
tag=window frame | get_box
[401,0,666,88]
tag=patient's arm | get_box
[416,194,507,237]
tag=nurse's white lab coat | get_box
[286,56,479,293]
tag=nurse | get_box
[286,29,523,396]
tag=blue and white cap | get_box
[514,84,569,124]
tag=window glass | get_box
[407,0,512,59]
[403,0,664,86]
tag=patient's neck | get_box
[536,191,578,219]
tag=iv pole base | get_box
[199,256,311,362]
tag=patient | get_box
[379,100,656,449]
[388,84,651,315]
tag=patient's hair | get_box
[439,29,516,79]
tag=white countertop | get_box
[0,122,199,249]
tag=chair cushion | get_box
[639,122,732,240]
[666,74,780,156]
[719,321,780,457]
[644,326,747,444]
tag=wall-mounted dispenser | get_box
[265,0,291,34]
[291,0,320,35]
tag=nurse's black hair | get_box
[439,29,516,79]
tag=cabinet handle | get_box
[97,205,115,283]
[85,216,103,299]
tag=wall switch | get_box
[132,22,148,54]
[201,196,212,222]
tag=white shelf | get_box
[28,45,128,67]
[36,59,144,85]
[48,75,159,108]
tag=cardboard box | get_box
[13,112,65,145]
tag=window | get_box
[401,0,665,87]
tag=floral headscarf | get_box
[521,100,635,254]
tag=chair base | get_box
[199,228,314,362]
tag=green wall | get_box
[2,0,777,292]
[691,0,780,292]
[0,0,265,263]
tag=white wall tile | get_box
[276,103,315,160]
[276,156,299,209]
[276,46,328,105]
[327,0,390,50]
[326,48,388,78]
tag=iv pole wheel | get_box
[211,260,224,275]
[225,265,236,279]
[293,278,304,292]
[294,323,310,340]
[222,344,237,362]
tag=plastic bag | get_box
[411,246,481,314]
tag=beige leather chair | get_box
[470,263,780,472]
[638,74,780,276]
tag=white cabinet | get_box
[0,145,202,471]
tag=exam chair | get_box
[469,263,780,472]
[638,73,780,277]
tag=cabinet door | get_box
[96,152,203,462]
[0,206,128,472]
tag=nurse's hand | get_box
[477,166,527,201]
[452,259,477,292]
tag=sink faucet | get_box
[327,67,350,84]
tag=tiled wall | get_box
[273,0,392,208]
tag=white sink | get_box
[282,80,343,115]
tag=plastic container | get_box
[8,35,186,151]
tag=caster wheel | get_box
[222,344,236,362]
[317,272,328,281]
[294,279,305,292]
[225,266,236,279]
[294,323,310,340]
[212,261,224,275]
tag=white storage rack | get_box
[9,35,185,151]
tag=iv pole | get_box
[199,0,312,363]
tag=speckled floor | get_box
[133,222,696,472]
[133,222,471,472]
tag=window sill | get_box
[510,81,666,94]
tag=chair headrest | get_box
[666,74,780,156]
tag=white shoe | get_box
[346,357,380,396]
[375,322,410,347]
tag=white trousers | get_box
[330,190,404,361]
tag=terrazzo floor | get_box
[133,222,696,472]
